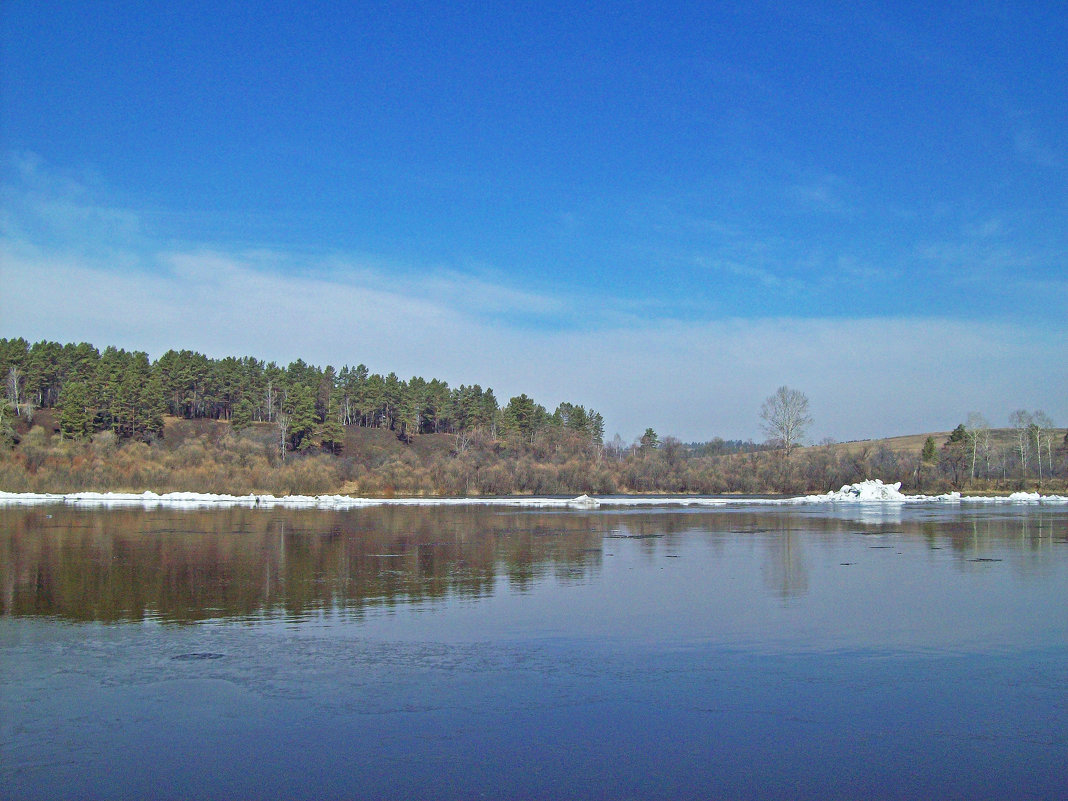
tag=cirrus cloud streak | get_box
[3,240,1063,442]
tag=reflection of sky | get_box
[3,505,1066,658]
[4,505,1067,800]
[349,510,1067,657]
[819,503,904,525]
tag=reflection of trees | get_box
[0,507,606,623]
[1,505,1063,623]
[913,511,1065,558]
[761,529,809,600]
[949,515,1063,578]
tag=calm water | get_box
[1,501,1066,800]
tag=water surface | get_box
[2,502,1066,799]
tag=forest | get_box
[0,337,600,446]
[1,337,1065,496]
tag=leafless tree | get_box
[1009,409,1032,475]
[760,386,813,458]
[6,366,22,415]
[264,379,276,423]
[277,411,290,463]
[1031,410,1055,480]
[964,412,990,480]
[606,433,628,462]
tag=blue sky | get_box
[1,0,1065,441]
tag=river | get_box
[1,499,1065,799]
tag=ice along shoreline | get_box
[0,480,1065,509]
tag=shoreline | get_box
[2,481,1066,510]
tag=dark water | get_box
[1,502,1066,800]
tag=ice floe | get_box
[0,480,1064,509]
[800,479,911,503]
[0,490,609,510]
[790,479,1065,505]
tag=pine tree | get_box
[640,428,660,451]
[231,397,255,431]
[59,381,92,438]
[285,384,318,451]
[319,397,345,454]
[0,397,15,445]
[941,425,969,486]
[503,394,541,441]
[139,371,166,438]
[589,411,605,447]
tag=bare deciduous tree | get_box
[1009,409,1032,476]
[606,433,628,462]
[277,411,290,463]
[964,412,990,480]
[760,386,813,458]
[264,378,276,423]
[6,366,22,415]
[1031,410,1055,481]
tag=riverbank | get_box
[3,414,1065,497]
[3,481,1066,509]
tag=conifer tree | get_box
[140,371,166,437]
[640,428,660,451]
[285,384,318,451]
[0,397,15,445]
[59,381,92,438]
[231,398,255,431]
[319,397,344,454]
[941,425,969,486]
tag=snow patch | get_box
[568,494,600,509]
[793,480,1065,505]
[0,482,1065,509]
[0,490,609,510]
[802,479,909,503]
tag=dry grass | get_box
[3,416,1065,496]
[823,428,1065,457]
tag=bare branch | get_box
[759,386,813,458]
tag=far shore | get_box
[2,481,1066,509]
[3,412,1065,499]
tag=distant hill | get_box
[820,428,1066,457]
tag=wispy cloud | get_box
[917,227,1068,298]
[1012,122,1063,169]
[784,172,854,216]
[2,154,1065,441]
[985,95,1066,171]
[4,240,1065,441]
[0,152,141,245]
[834,254,897,283]
[695,256,793,291]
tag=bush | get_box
[2,416,1064,497]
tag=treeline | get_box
[1,415,1064,497]
[2,337,1064,497]
[0,337,604,453]
[910,413,1063,491]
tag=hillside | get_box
[824,427,1064,457]
[2,411,1065,497]
[4,337,1062,496]
[148,416,1066,469]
